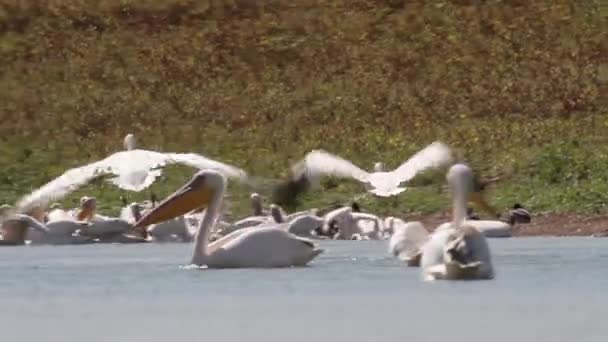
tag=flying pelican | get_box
[133,170,323,268]
[289,141,453,197]
[12,134,248,215]
[420,164,495,281]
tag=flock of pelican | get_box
[0,134,531,281]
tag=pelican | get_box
[322,207,358,239]
[458,203,531,238]
[387,218,429,266]
[146,216,192,243]
[207,202,286,239]
[290,141,452,197]
[2,214,95,245]
[133,170,323,268]
[13,134,248,215]
[320,207,378,240]
[267,206,324,237]
[420,164,494,281]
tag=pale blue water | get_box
[1,238,607,342]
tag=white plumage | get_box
[15,134,248,213]
[292,141,453,197]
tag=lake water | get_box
[1,237,607,342]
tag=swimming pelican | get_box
[13,134,248,214]
[290,141,453,197]
[2,214,96,245]
[420,164,494,281]
[387,218,429,266]
[133,170,323,268]
[459,203,531,238]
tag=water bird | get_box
[133,170,323,268]
[285,141,453,198]
[12,133,248,215]
[420,164,495,280]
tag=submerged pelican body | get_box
[133,170,323,268]
[420,164,494,281]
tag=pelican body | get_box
[134,170,323,268]
[420,164,495,281]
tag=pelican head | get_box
[123,133,136,151]
[134,170,225,229]
[447,164,497,220]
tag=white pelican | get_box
[420,164,494,281]
[322,207,358,239]
[320,206,382,240]
[352,212,382,239]
[146,216,192,242]
[266,206,324,237]
[3,214,95,245]
[457,201,532,238]
[216,201,285,237]
[133,170,323,268]
[290,141,452,197]
[12,135,248,214]
[285,215,324,237]
[387,218,429,266]
[458,204,531,238]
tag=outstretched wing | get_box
[94,149,172,191]
[294,150,370,183]
[166,153,248,181]
[391,141,453,184]
[103,150,248,190]
[15,162,112,213]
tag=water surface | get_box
[1,237,607,342]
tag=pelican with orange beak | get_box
[134,170,324,268]
[420,164,495,280]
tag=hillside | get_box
[0,0,606,218]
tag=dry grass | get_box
[0,0,606,218]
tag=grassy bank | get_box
[0,0,606,219]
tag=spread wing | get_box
[15,149,247,212]
[391,141,453,184]
[166,153,248,181]
[15,161,113,213]
[294,150,370,183]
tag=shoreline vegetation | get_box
[0,1,606,235]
